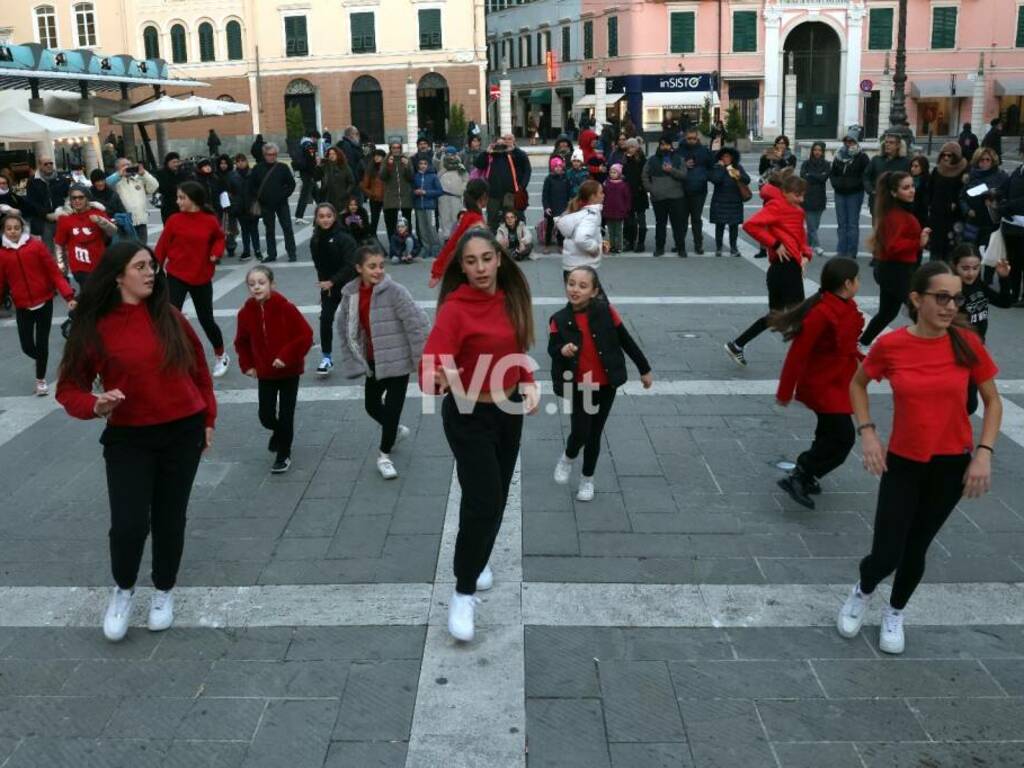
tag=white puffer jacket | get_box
[108,170,159,225]
[556,203,603,271]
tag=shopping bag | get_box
[982,228,1006,267]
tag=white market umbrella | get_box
[112,95,249,124]
[0,109,98,143]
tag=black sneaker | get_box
[240,252,252,262]
[287,256,297,263]
[694,244,704,255]
[262,256,277,263]
[678,250,688,258]
[724,341,746,367]
[731,249,741,257]
[778,472,815,510]
[754,249,767,259]
[268,435,278,454]
[653,249,664,257]
[271,457,291,474]
[805,475,822,495]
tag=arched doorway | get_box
[284,78,318,136]
[783,22,841,139]
[418,72,449,142]
[350,75,384,146]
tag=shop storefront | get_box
[910,77,964,138]
[579,73,720,136]
[995,76,1024,135]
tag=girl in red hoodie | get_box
[725,175,813,365]
[234,265,314,474]
[428,178,488,288]
[0,212,76,395]
[155,181,229,377]
[771,257,863,510]
[420,229,539,643]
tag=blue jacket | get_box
[412,169,444,210]
[542,173,572,216]
[674,142,714,195]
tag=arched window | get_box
[198,22,215,62]
[170,24,187,63]
[34,6,58,49]
[143,25,160,59]
[226,20,243,61]
[73,2,97,47]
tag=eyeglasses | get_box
[922,291,966,307]
[69,195,87,200]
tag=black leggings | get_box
[16,301,54,379]
[369,200,383,240]
[168,275,224,355]
[715,223,739,251]
[443,393,523,595]
[258,376,299,460]
[319,287,342,357]
[797,413,855,480]
[861,261,915,346]
[365,369,409,453]
[734,260,805,348]
[238,214,261,256]
[859,452,970,609]
[102,413,205,591]
[565,385,617,477]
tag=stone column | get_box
[783,67,797,141]
[28,79,50,161]
[877,60,893,138]
[405,77,418,152]
[594,74,607,132]
[971,54,986,137]
[247,73,261,136]
[153,87,167,160]
[499,78,512,137]
[762,5,783,135]
[551,90,564,131]
[77,82,100,173]
[118,84,136,161]
[844,3,867,136]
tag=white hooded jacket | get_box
[555,203,603,271]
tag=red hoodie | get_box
[776,291,865,414]
[154,210,225,286]
[420,284,535,395]
[56,302,217,428]
[579,129,598,162]
[234,291,314,379]
[55,209,112,275]
[431,209,486,281]
[0,235,74,309]
[743,185,812,264]
[875,206,922,264]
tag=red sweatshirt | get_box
[743,185,812,264]
[776,291,865,414]
[431,209,486,281]
[56,303,217,428]
[155,210,225,286]
[876,206,922,264]
[234,291,314,379]
[55,210,111,275]
[0,235,74,309]
[420,284,535,395]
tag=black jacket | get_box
[156,166,193,217]
[998,165,1024,231]
[25,174,71,232]
[799,157,830,212]
[474,147,531,199]
[248,162,296,208]
[310,223,358,286]
[226,167,252,216]
[829,150,870,195]
[339,137,365,187]
[548,298,650,393]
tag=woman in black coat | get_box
[709,147,751,257]
[621,139,648,252]
[799,141,829,256]
[909,155,931,228]
[927,142,966,262]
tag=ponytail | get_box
[770,257,859,341]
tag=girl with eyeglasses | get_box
[838,261,1002,655]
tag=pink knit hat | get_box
[610,163,623,175]
[549,156,565,170]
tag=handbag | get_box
[736,178,753,203]
[249,164,275,217]
[507,155,528,210]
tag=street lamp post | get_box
[887,0,914,145]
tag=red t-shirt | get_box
[55,210,111,275]
[359,281,374,361]
[549,306,623,386]
[862,326,998,462]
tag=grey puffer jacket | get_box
[337,274,430,380]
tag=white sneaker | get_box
[448,591,480,642]
[34,379,48,397]
[879,606,905,655]
[103,587,134,642]
[476,564,493,591]
[396,425,411,444]
[837,583,872,639]
[576,476,595,502]
[377,453,398,480]
[316,356,333,377]
[553,454,573,485]
[212,353,230,378]
[147,590,174,632]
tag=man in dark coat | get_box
[863,132,910,221]
[474,132,531,230]
[338,126,365,201]
[674,128,714,254]
[248,142,297,262]
[982,118,1003,159]
[24,156,70,250]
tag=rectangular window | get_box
[561,25,571,62]
[583,20,593,59]
[869,7,893,50]
[75,4,97,47]
[284,15,308,56]
[931,6,957,50]
[36,7,58,49]
[670,11,695,54]
[537,31,543,61]
[607,16,618,57]
[350,11,376,54]
[1017,6,1024,47]
[418,8,442,50]
[732,10,756,52]
[545,29,551,55]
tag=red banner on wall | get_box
[546,51,557,84]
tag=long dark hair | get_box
[59,242,196,387]
[566,265,607,301]
[769,257,859,341]
[870,171,912,259]
[908,261,978,368]
[438,229,534,350]
[176,180,216,215]
[463,178,488,214]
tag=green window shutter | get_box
[583,21,593,59]
[199,23,215,62]
[170,25,187,63]
[608,16,618,57]
[351,12,375,54]
[931,7,957,50]
[285,16,308,57]
[143,26,159,59]
[670,12,695,54]
[226,21,243,61]
[868,8,893,50]
[732,11,756,52]
[562,25,570,62]
[419,9,442,50]
[1017,7,1024,48]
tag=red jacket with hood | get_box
[743,184,812,264]
[234,290,314,379]
[0,233,74,309]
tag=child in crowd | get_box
[496,209,534,261]
[340,196,373,244]
[587,142,608,184]
[413,157,443,259]
[389,217,421,264]
[542,156,571,251]
[601,164,632,254]
[310,202,359,376]
[567,149,590,199]
[557,180,606,276]
[438,149,468,240]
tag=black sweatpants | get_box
[238,214,261,257]
[681,192,707,250]
[797,412,855,480]
[258,376,299,460]
[861,261,915,346]
[168,275,225,355]
[442,393,523,595]
[565,385,617,477]
[319,287,342,357]
[652,197,687,253]
[365,368,409,453]
[859,452,970,609]
[102,412,205,591]
[16,301,54,379]
[734,260,805,348]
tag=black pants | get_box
[565,385,617,477]
[797,413,855,480]
[295,174,316,219]
[543,212,565,247]
[652,197,687,253]
[1004,225,1024,301]
[258,376,299,460]
[319,287,342,357]
[167,276,224,354]
[624,208,648,249]
[102,412,205,591]
[238,214,261,257]
[861,261,915,346]
[262,200,297,261]
[715,223,739,252]
[16,301,54,379]
[369,200,383,239]
[443,394,523,595]
[681,192,707,249]
[384,208,412,240]
[734,260,805,348]
[859,452,970,609]
[365,369,409,453]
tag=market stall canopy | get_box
[0,109,98,143]
[112,95,250,124]
[910,78,958,99]
[575,94,626,109]
[994,77,1024,97]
